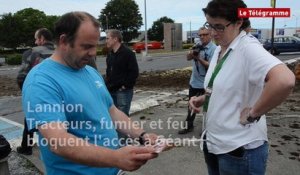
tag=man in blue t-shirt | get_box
[22,12,158,175]
[178,27,216,134]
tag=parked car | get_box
[263,36,300,55]
[132,41,163,53]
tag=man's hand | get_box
[152,138,175,153]
[143,133,158,145]
[114,146,158,171]
[189,95,206,113]
[186,51,197,61]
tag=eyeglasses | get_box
[204,22,232,32]
[198,33,209,37]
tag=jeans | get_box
[204,141,269,175]
[110,88,134,146]
[185,86,205,129]
[110,88,133,116]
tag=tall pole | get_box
[297,17,298,31]
[144,0,148,56]
[190,21,192,43]
[294,15,298,32]
[106,15,108,31]
[270,0,276,55]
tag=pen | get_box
[190,109,194,116]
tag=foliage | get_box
[0,48,28,55]
[0,8,60,48]
[43,15,60,32]
[13,8,48,46]
[182,43,194,50]
[5,54,22,65]
[99,0,143,43]
[148,16,174,41]
[0,13,20,48]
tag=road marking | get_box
[0,67,19,71]
[0,116,23,141]
[0,116,39,148]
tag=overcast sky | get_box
[1,0,299,31]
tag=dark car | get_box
[263,36,300,55]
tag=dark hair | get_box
[244,19,251,29]
[54,11,100,46]
[202,0,249,30]
[106,29,123,43]
[36,28,53,41]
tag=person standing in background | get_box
[105,29,139,116]
[105,29,139,144]
[178,27,216,134]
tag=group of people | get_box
[16,0,295,175]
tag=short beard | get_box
[62,54,82,70]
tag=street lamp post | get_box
[190,21,192,43]
[104,14,109,31]
[270,0,276,55]
[144,0,148,56]
[293,15,298,32]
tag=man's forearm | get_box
[110,106,144,138]
[197,57,209,68]
[39,124,119,168]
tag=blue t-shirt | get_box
[22,58,119,175]
[190,41,217,89]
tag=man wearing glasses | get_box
[178,27,216,134]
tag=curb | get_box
[283,57,300,65]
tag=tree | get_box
[0,8,58,48]
[0,13,20,48]
[148,16,174,41]
[44,15,60,33]
[13,8,48,47]
[99,0,143,43]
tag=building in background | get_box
[182,27,300,44]
[163,23,182,51]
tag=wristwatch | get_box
[246,114,261,123]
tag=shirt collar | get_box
[214,31,247,56]
[204,41,214,49]
[227,31,247,51]
[111,44,123,54]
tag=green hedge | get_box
[182,43,194,50]
[0,48,28,55]
[96,46,109,56]
[5,54,22,65]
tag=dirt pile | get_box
[136,69,191,90]
[0,75,20,97]
[0,69,192,97]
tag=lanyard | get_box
[203,49,232,112]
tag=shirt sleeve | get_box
[243,42,282,85]
[22,74,67,131]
